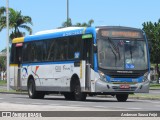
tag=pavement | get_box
[0,85,160,100]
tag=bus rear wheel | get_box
[28,79,45,99]
[116,94,128,102]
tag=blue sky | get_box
[0,0,160,51]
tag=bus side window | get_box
[68,36,82,60]
[83,38,93,66]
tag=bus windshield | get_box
[98,38,148,70]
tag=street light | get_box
[67,0,69,27]
[6,0,10,91]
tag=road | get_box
[0,93,160,111]
[0,93,160,120]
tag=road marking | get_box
[130,108,142,110]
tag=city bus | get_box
[10,26,150,102]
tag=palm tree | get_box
[0,7,33,40]
[61,18,94,27]
[62,18,72,27]
[0,6,6,15]
[88,19,94,27]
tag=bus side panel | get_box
[90,69,97,92]
[21,64,54,91]
[57,63,75,91]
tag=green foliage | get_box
[62,18,72,27]
[62,18,94,27]
[0,80,7,85]
[142,19,160,64]
[0,6,33,41]
[142,19,160,84]
[0,56,6,71]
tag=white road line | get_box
[130,108,142,110]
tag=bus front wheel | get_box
[63,93,74,100]
[28,79,45,99]
[74,84,87,101]
[116,94,128,102]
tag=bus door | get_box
[14,43,23,90]
[82,34,93,91]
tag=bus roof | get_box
[12,27,96,43]
[24,27,95,42]
[35,27,84,35]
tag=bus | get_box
[10,26,150,102]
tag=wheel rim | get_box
[29,82,33,96]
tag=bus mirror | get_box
[93,44,97,53]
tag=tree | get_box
[62,18,72,27]
[0,7,33,40]
[142,19,160,83]
[0,49,6,72]
[61,18,94,27]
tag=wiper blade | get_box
[107,37,120,59]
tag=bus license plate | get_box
[120,84,130,89]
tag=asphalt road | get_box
[0,93,160,111]
[0,85,159,95]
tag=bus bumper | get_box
[95,79,150,93]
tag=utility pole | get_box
[6,0,10,91]
[67,0,69,27]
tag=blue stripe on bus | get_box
[24,27,97,42]
[24,29,83,42]
[106,76,143,83]
[22,61,76,66]
[94,53,98,72]
[85,27,96,44]
[142,30,150,72]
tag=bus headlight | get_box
[98,71,107,82]
[143,72,149,82]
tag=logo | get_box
[55,66,61,72]
[117,71,133,73]
[2,112,11,117]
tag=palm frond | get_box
[19,25,32,34]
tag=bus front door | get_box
[83,37,93,91]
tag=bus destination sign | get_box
[100,30,143,38]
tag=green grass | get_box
[0,89,27,93]
[130,94,160,100]
[150,84,160,89]
[0,80,7,85]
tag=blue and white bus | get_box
[10,26,150,102]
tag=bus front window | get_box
[97,38,148,70]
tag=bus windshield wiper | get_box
[107,37,120,66]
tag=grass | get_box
[150,84,160,89]
[0,80,7,85]
[0,89,27,94]
[129,93,160,100]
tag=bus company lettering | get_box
[55,66,61,72]
[63,30,82,36]
[63,65,70,71]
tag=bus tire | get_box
[74,84,87,101]
[28,79,45,99]
[63,93,74,100]
[116,94,128,102]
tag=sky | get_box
[0,0,160,51]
